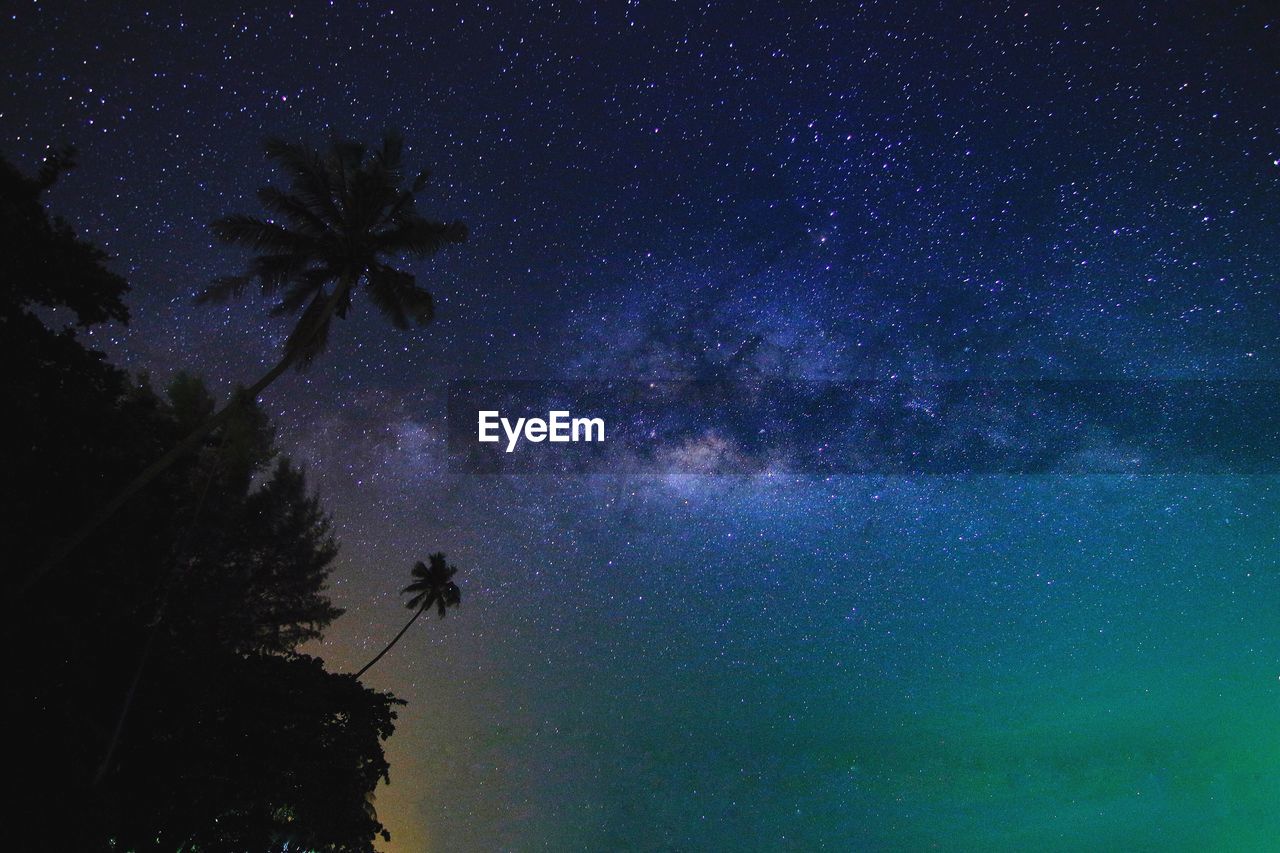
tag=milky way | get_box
[6,2,1280,849]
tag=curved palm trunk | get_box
[356,604,428,679]
[19,281,352,599]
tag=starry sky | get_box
[6,1,1280,849]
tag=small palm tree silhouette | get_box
[356,553,461,678]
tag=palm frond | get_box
[366,265,434,329]
[374,219,468,257]
[249,252,314,294]
[256,186,329,236]
[325,139,365,213]
[380,188,419,227]
[399,554,462,616]
[264,138,342,225]
[272,269,334,316]
[195,275,252,305]
[377,132,405,174]
[349,170,401,231]
[211,214,315,254]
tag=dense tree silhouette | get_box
[0,145,128,326]
[5,152,416,851]
[29,132,468,592]
[356,553,462,678]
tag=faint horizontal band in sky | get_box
[445,380,1280,475]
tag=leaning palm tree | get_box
[356,553,461,678]
[24,134,467,595]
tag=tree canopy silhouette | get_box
[0,145,128,326]
[27,132,468,594]
[5,151,412,851]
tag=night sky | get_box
[7,2,1280,849]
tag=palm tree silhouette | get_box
[356,553,461,678]
[200,134,467,367]
[26,134,466,594]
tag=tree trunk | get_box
[19,281,352,599]
[93,622,158,786]
[92,455,222,787]
[356,604,428,678]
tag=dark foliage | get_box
[0,146,128,326]
[403,553,462,618]
[5,152,403,852]
[199,132,468,367]
[26,132,466,593]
